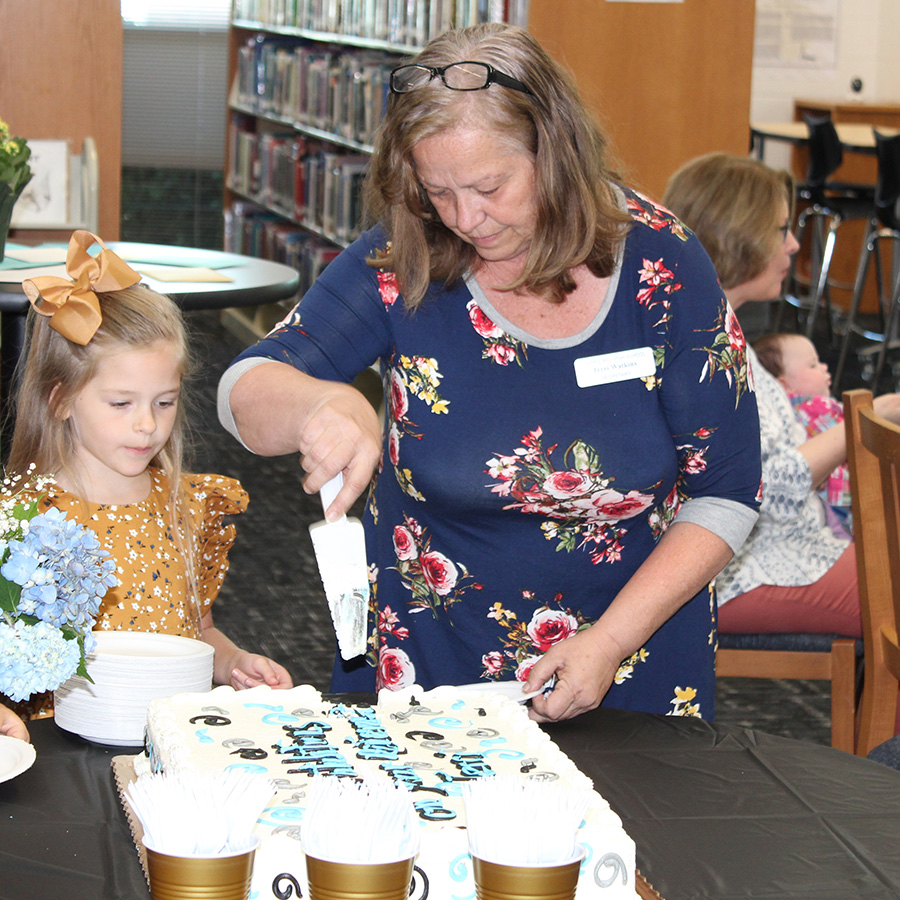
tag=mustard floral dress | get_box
[3,469,247,718]
[224,187,762,719]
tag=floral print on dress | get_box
[486,427,658,565]
[627,192,689,242]
[481,594,590,681]
[614,649,650,684]
[467,300,528,367]
[668,685,700,717]
[636,257,682,328]
[377,270,400,307]
[391,514,483,617]
[699,301,754,408]
[388,355,450,500]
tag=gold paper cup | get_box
[471,854,582,900]
[142,837,259,900]
[305,855,415,900]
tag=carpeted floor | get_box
[185,307,843,747]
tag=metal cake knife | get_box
[308,473,369,660]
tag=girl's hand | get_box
[524,625,625,723]
[229,653,294,690]
[0,704,30,742]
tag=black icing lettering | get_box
[273,873,303,898]
[189,714,231,726]
[405,730,444,742]
[230,747,268,760]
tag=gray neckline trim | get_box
[463,186,627,350]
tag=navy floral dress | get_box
[226,188,761,718]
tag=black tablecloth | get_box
[546,710,900,900]
[3,710,900,900]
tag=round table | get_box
[0,241,300,405]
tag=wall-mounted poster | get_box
[754,0,839,69]
[10,139,70,228]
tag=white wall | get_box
[750,0,897,168]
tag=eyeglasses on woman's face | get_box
[389,61,533,96]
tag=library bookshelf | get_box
[222,0,529,340]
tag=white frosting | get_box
[143,684,637,899]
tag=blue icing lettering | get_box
[478,737,507,748]
[262,807,305,823]
[481,748,524,759]
[224,763,268,775]
[452,699,464,710]
[243,703,285,711]
[449,853,472,883]
[428,717,466,729]
[262,713,300,725]
[194,728,213,744]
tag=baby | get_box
[753,332,851,529]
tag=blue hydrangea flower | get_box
[2,506,117,630]
[0,497,118,699]
[0,618,81,701]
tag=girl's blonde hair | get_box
[662,152,795,291]
[363,23,631,307]
[6,284,202,623]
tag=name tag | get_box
[574,347,656,388]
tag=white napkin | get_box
[462,775,589,866]
[301,776,420,864]
[125,769,274,857]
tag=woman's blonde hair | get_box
[6,285,202,621]
[363,23,631,307]
[662,152,795,290]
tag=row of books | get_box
[229,120,368,244]
[225,201,342,298]
[232,0,529,47]
[233,38,396,146]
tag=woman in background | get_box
[664,152,900,639]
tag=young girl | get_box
[4,231,291,716]
[753,331,852,530]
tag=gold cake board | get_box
[112,756,664,900]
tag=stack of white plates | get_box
[54,632,214,747]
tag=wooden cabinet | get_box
[0,0,122,241]
[528,0,756,202]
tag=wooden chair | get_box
[716,633,858,753]
[844,388,900,756]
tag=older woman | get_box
[664,152,900,640]
[218,26,761,722]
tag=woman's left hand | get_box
[229,654,294,690]
[524,624,624,723]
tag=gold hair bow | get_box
[22,230,141,345]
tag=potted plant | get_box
[0,118,33,262]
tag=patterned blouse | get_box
[220,188,761,719]
[716,348,851,605]
[35,468,247,638]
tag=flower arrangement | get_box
[0,117,32,199]
[0,473,117,702]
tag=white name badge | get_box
[574,347,656,388]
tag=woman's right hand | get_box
[297,379,383,517]
[229,362,382,518]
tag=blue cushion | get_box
[867,735,900,770]
[718,632,862,656]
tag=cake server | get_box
[308,472,369,660]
